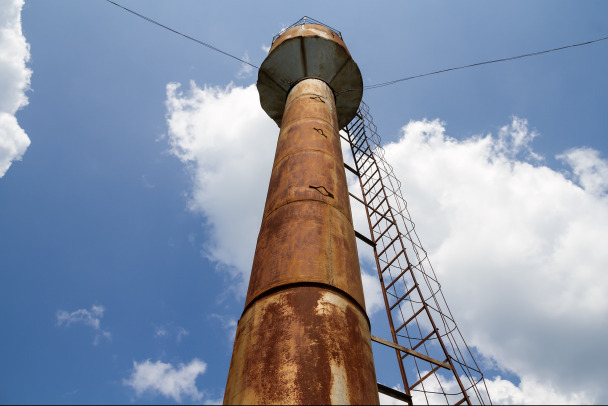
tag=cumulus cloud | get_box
[378,375,592,405]
[495,116,541,161]
[483,375,592,405]
[380,375,592,405]
[557,147,608,196]
[361,270,384,315]
[382,117,608,402]
[165,82,276,291]
[165,83,608,402]
[56,305,111,345]
[0,0,32,177]
[123,358,207,403]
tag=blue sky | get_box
[1,1,608,404]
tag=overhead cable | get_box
[105,0,259,70]
[348,35,608,93]
[105,0,607,93]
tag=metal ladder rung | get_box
[377,383,412,406]
[378,235,401,258]
[356,148,373,167]
[353,141,370,157]
[369,196,388,218]
[388,284,417,311]
[381,249,405,274]
[371,208,391,230]
[351,126,366,146]
[349,118,364,136]
[367,187,384,206]
[409,330,436,353]
[359,159,376,179]
[395,306,425,332]
[364,176,382,195]
[374,219,394,242]
[385,265,411,290]
[454,396,468,406]
[409,361,446,391]
[371,335,451,371]
[362,169,379,188]
[344,163,359,177]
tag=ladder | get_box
[343,102,492,405]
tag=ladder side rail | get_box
[371,149,487,405]
[356,114,473,406]
[353,133,450,405]
[347,109,491,405]
[360,117,489,405]
[344,122,412,398]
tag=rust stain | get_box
[269,24,350,56]
[224,287,378,404]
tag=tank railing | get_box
[272,16,343,44]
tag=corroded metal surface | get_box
[225,286,379,405]
[246,78,365,312]
[257,24,363,129]
[224,77,378,404]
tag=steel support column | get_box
[223,77,379,405]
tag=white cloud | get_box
[153,323,189,342]
[380,375,592,405]
[379,392,407,405]
[382,117,608,402]
[165,82,276,292]
[495,116,541,161]
[361,270,384,315]
[165,83,608,403]
[56,305,112,345]
[154,326,168,338]
[209,313,238,342]
[0,0,32,177]
[176,327,189,343]
[236,52,253,79]
[484,375,592,405]
[378,384,408,405]
[124,358,207,403]
[557,147,608,196]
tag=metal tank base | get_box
[223,286,378,405]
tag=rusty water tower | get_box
[223,19,379,405]
[223,17,492,406]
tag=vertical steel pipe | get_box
[223,77,379,404]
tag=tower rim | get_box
[257,22,363,129]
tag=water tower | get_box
[223,19,379,405]
[224,17,492,406]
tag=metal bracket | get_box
[309,185,334,199]
[371,335,452,370]
[355,230,376,247]
[313,127,327,138]
[377,383,412,405]
[344,163,359,177]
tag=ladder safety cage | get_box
[343,101,492,405]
